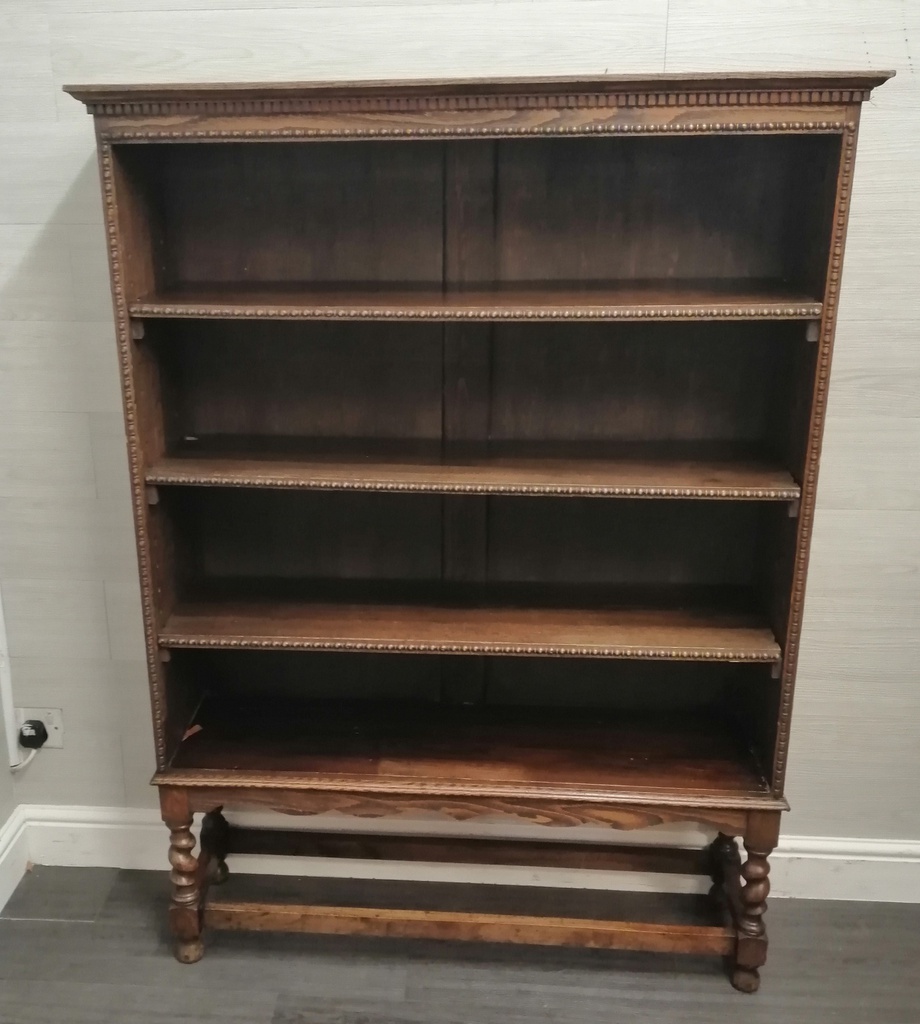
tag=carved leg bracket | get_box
[707,832,739,904]
[201,807,231,886]
[155,788,780,988]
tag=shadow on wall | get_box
[0,145,139,572]
[2,154,108,320]
[0,121,153,804]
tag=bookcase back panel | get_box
[134,141,445,288]
[490,134,838,290]
[115,132,839,296]
[164,488,773,599]
[165,649,777,790]
[177,649,443,703]
[156,320,443,444]
[173,648,758,708]
[486,498,768,589]
[488,321,798,448]
[150,319,804,457]
[168,489,443,585]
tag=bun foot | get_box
[731,966,760,993]
[175,938,204,964]
[208,858,229,886]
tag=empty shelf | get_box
[131,280,823,321]
[164,698,771,802]
[160,592,780,661]
[147,440,801,501]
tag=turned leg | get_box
[201,806,231,885]
[162,789,204,964]
[730,811,780,994]
[707,832,739,902]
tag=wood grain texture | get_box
[129,282,823,321]
[221,828,713,875]
[167,699,770,799]
[205,899,735,954]
[160,596,780,660]
[765,107,860,792]
[147,448,801,500]
[175,785,758,830]
[97,108,855,145]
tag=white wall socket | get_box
[15,707,64,749]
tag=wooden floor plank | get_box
[3,868,920,1022]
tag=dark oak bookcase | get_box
[67,72,889,991]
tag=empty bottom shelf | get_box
[203,874,733,955]
[167,699,769,801]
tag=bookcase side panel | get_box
[771,106,865,795]
[98,136,181,769]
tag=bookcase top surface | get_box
[64,71,893,109]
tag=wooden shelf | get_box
[197,875,734,956]
[159,586,780,661]
[165,698,770,802]
[130,280,823,322]
[146,439,801,501]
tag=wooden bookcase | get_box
[67,73,889,991]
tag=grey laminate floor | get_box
[1,866,918,1023]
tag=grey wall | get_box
[0,687,15,828]
[0,0,917,840]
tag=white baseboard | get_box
[2,804,919,911]
[0,806,30,911]
[769,836,920,902]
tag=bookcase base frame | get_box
[159,785,781,991]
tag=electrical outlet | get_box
[15,708,64,749]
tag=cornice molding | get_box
[92,93,868,117]
[64,73,894,117]
[100,121,854,143]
